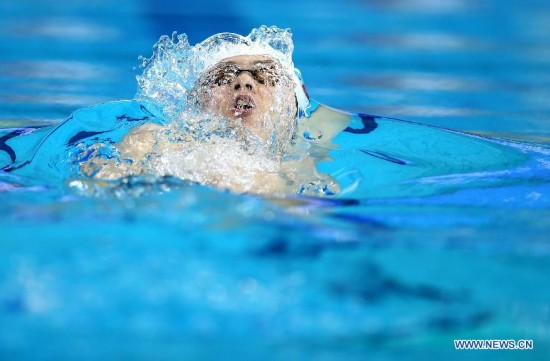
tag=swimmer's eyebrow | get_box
[253,60,276,66]
[219,61,237,66]
[217,60,276,67]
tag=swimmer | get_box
[81,28,344,195]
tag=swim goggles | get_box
[200,62,288,87]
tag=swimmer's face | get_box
[197,55,297,138]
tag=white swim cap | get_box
[188,26,310,116]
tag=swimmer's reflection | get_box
[81,35,346,196]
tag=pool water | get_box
[1,0,549,360]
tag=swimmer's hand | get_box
[298,104,351,144]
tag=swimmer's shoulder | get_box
[130,122,164,134]
[118,122,165,154]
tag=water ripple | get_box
[345,72,490,91]
[5,17,120,41]
[365,0,474,13]
[0,60,117,81]
[353,32,486,51]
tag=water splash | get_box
[116,26,337,197]
[136,25,308,121]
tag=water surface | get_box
[1,0,549,360]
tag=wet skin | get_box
[198,55,297,139]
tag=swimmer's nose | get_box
[233,73,255,91]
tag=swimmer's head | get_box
[195,54,298,139]
[137,26,310,138]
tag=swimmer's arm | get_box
[80,123,163,179]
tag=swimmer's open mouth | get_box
[232,95,255,116]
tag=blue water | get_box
[1,0,550,360]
